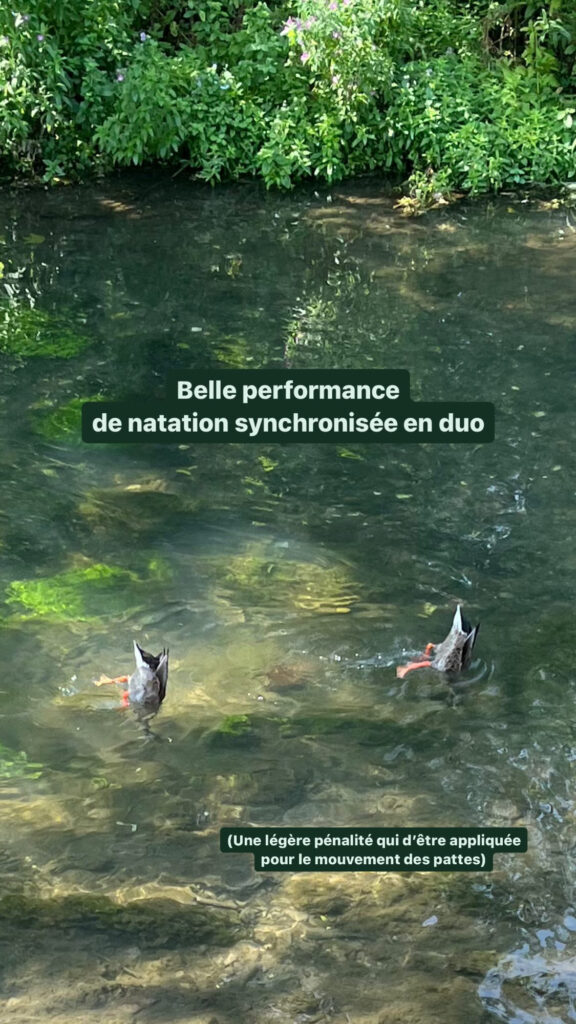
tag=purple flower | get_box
[280,17,300,36]
[139,31,148,41]
[301,51,310,63]
[329,2,338,9]
[332,31,341,39]
[304,17,317,28]
[36,33,44,41]
[116,72,125,82]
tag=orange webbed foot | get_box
[396,659,433,679]
[94,674,129,687]
[423,642,436,657]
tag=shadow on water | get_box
[0,175,576,1021]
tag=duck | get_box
[396,605,479,679]
[129,642,169,706]
[94,641,169,708]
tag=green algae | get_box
[0,306,88,359]
[5,558,171,623]
[0,892,239,946]
[212,332,252,367]
[0,743,42,781]
[279,711,393,743]
[216,714,253,736]
[6,564,137,620]
[33,395,101,442]
[208,714,261,749]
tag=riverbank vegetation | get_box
[1,1,575,195]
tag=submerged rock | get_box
[198,544,360,615]
[77,485,197,539]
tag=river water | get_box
[0,177,575,1023]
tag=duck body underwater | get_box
[396,606,480,679]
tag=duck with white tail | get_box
[396,605,480,680]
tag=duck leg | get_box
[396,659,432,679]
[93,674,131,708]
[396,642,436,679]
[94,674,129,686]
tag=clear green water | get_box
[1,177,576,1023]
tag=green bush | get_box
[388,52,576,193]
[0,1,137,177]
[0,0,574,192]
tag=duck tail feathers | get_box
[157,649,169,701]
[133,640,147,669]
[454,604,476,636]
[462,623,480,665]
